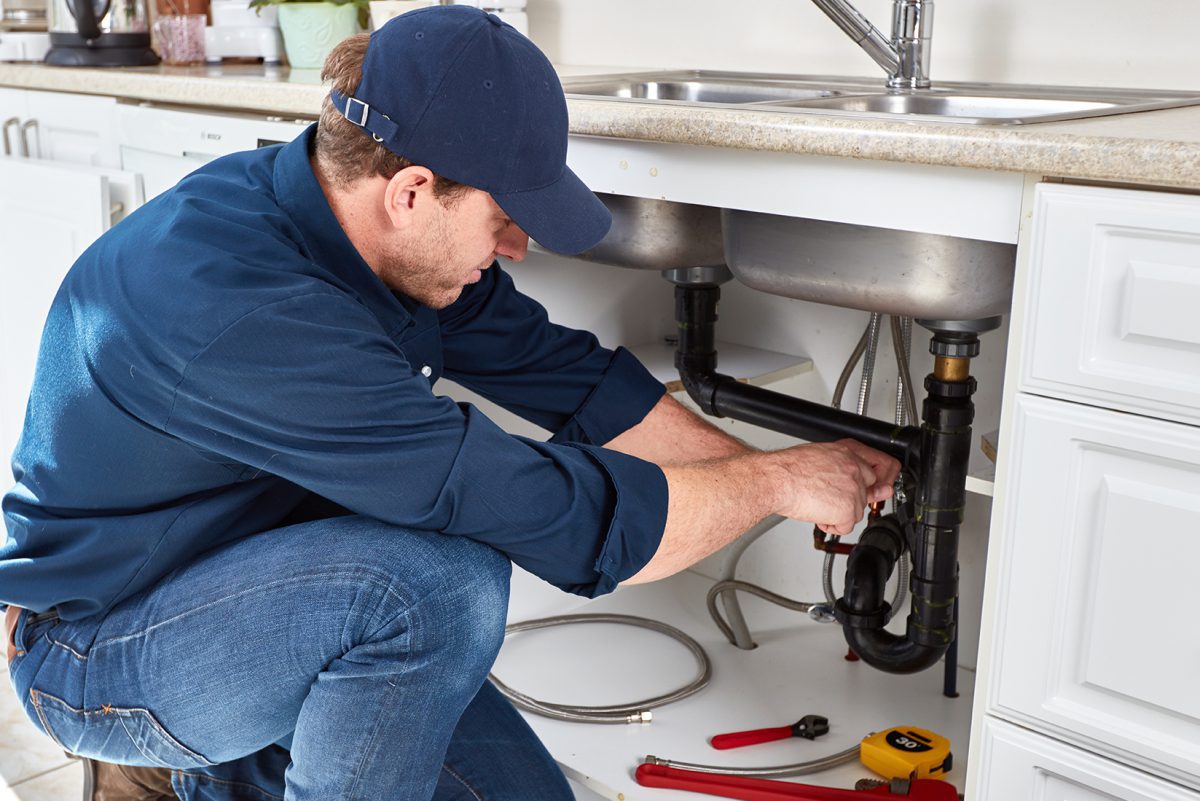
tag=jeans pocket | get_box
[29,690,215,769]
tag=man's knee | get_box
[312,518,512,670]
[407,535,512,669]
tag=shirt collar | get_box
[273,125,421,334]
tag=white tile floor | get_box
[0,658,84,800]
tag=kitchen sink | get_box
[722,210,1017,320]
[540,191,1016,322]
[562,70,1200,125]
[534,193,725,271]
[559,74,864,105]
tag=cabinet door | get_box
[988,394,1200,789]
[973,718,1200,801]
[0,87,29,158]
[0,158,117,464]
[23,90,120,168]
[1021,183,1200,427]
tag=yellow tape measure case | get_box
[860,726,953,780]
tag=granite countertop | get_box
[2,62,1200,190]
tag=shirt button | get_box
[420,365,432,377]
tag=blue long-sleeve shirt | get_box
[0,126,668,621]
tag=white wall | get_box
[529,0,1200,91]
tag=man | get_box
[2,7,898,801]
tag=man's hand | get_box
[626,437,902,584]
[771,439,902,536]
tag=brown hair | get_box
[315,33,469,201]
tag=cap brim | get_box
[491,166,612,256]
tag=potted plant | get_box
[249,0,368,68]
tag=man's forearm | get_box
[604,394,750,467]
[623,438,902,585]
[624,450,784,584]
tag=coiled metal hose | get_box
[489,613,711,724]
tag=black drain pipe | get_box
[674,284,920,463]
[673,282,976,676]
[835,359,974,674]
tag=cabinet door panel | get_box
[974,718,1200,801]
[1022,183,1200,426]
[0,88,29,157]
[24,91,120,168]
[989,394,1200,788]
[0,157,113,465]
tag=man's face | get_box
[377,187,529,309]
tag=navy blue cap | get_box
[329,6,611,255]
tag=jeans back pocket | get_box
[30,689,215,770]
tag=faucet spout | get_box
[809,0,933,90]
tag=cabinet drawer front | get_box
[974,718,1200,801]
[989,395,1200,788]
[1022,183,1200,426]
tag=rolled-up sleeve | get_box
[166,293,667,596]
[438,264,665,445]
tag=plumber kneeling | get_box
[0,8,899,800]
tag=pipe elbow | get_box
[844,628,946,675]
[677,363,723,417]
[836,514,949,674]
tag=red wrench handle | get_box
[711,727,796,750]
[635,764,960,801]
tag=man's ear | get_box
[382,166,437,230]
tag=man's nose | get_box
[496,225,529,262]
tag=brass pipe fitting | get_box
[934,355,970,382]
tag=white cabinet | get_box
[116,104,310,200]
[1022,184,1200,426]
[975,718,1200,801]
[24,90,120,168]
[970,181,1200,800]
[990,394,1200,786]
[1,86,31,158]
[0,87,118,167]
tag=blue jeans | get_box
[7,514,574,801]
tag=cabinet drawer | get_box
[1021,183,1200,426]
[988,394,1200,788]
[973,718,1200,801]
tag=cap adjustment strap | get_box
[343,96,370,127]
[330,89,402,148]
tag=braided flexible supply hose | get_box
[489,613,711,724]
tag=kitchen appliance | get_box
[204,0,282,64]
[0,30,50,59]
[1,0,48,29]
[45,0,159,66]
[0,0,51,59]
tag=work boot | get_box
[80,756,176,801]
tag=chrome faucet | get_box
[808,0,933,90]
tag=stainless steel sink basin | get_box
[562,70,1200,125]
[533,193,725,271]
[722,210,1017,320]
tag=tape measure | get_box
[860,726,953,780]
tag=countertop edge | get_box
[3,63,1200,190]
